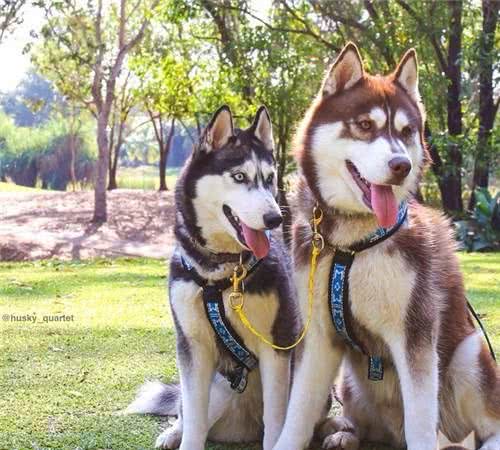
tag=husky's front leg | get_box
[390,338,439,450]
[174,343,216,450]
[273,330,342,450]
[259,346,290,450]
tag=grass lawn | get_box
[116,167,179,191]
[0,253,498,450]
[0,166,179,193]
[0,182,42,192]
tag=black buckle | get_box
[228,366,249,393]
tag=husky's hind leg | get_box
[444,332,500,450]
[473,376,500,450]
[154,374,235,449]
[124,380,183,449]
[155,418,183,450]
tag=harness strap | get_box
[180,254,261,393]
[326,202,409,381]
[328,250,384,381]
[467,299,497,363]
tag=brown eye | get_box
[358,120,372,131]
[401,126,413,138]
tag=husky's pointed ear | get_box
[321,42,364,97]
[201,105,234,153]
[394,49,419,102]
[252,106,274,152]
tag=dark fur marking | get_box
[391,203,477,377]
[169,255,192,364]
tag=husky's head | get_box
[177,105,282,259]
[297,43,428,228]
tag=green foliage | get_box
[0,70,61,127]
[0,111,96,189]
[455,188,500,252]
[14,0,500,201]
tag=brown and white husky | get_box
[272,43,500,450]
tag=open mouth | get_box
[346,160,372,208]
[222,204,270,259]
[345,160,398,229]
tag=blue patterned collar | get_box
[347,202,408,253]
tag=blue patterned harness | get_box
[327,203,408,381]
[180,254,261,393]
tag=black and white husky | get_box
[127,106,299,450]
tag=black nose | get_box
[388,157,411,182]
[263,212,283,229]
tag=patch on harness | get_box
[328,250,384,381]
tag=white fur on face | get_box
[311,111,424,213]
[191,155,280,252]
[394,109,409,132]
[369,107,387,129]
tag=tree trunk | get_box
[443,0,464,215]
[158,150,167,191]
[277,171,291,248]
[107,146,119,190]
[425,123,447,206]
[69,133,77,191]
[277,120,292,247]
[108,135,122,191]
[93,112,110,223]
[159,118,175,192]
[468,0,498,210]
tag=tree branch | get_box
[395,0,448,74]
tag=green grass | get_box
[0,181,42,192]
[0,254,498,450]
[117,166,179,190]
[0,166,179,192]
[458,252,500,350]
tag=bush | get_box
[455,188,500,252]
[0,111,96,190]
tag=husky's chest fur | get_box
[343,244,416,358]
[292,193,456,366]
[169,238,299,371]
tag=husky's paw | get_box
[155,427,182,449]
[317,416,356,438]
[322,431,360,450]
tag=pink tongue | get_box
[240,222,270,259]
[370,184,398,228]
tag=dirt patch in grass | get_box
[0,190,176,261]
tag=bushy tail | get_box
[125,380,180,416]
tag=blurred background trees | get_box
[0,0,498,226]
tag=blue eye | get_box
[266,174,274,184]
[232,172,247,183]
